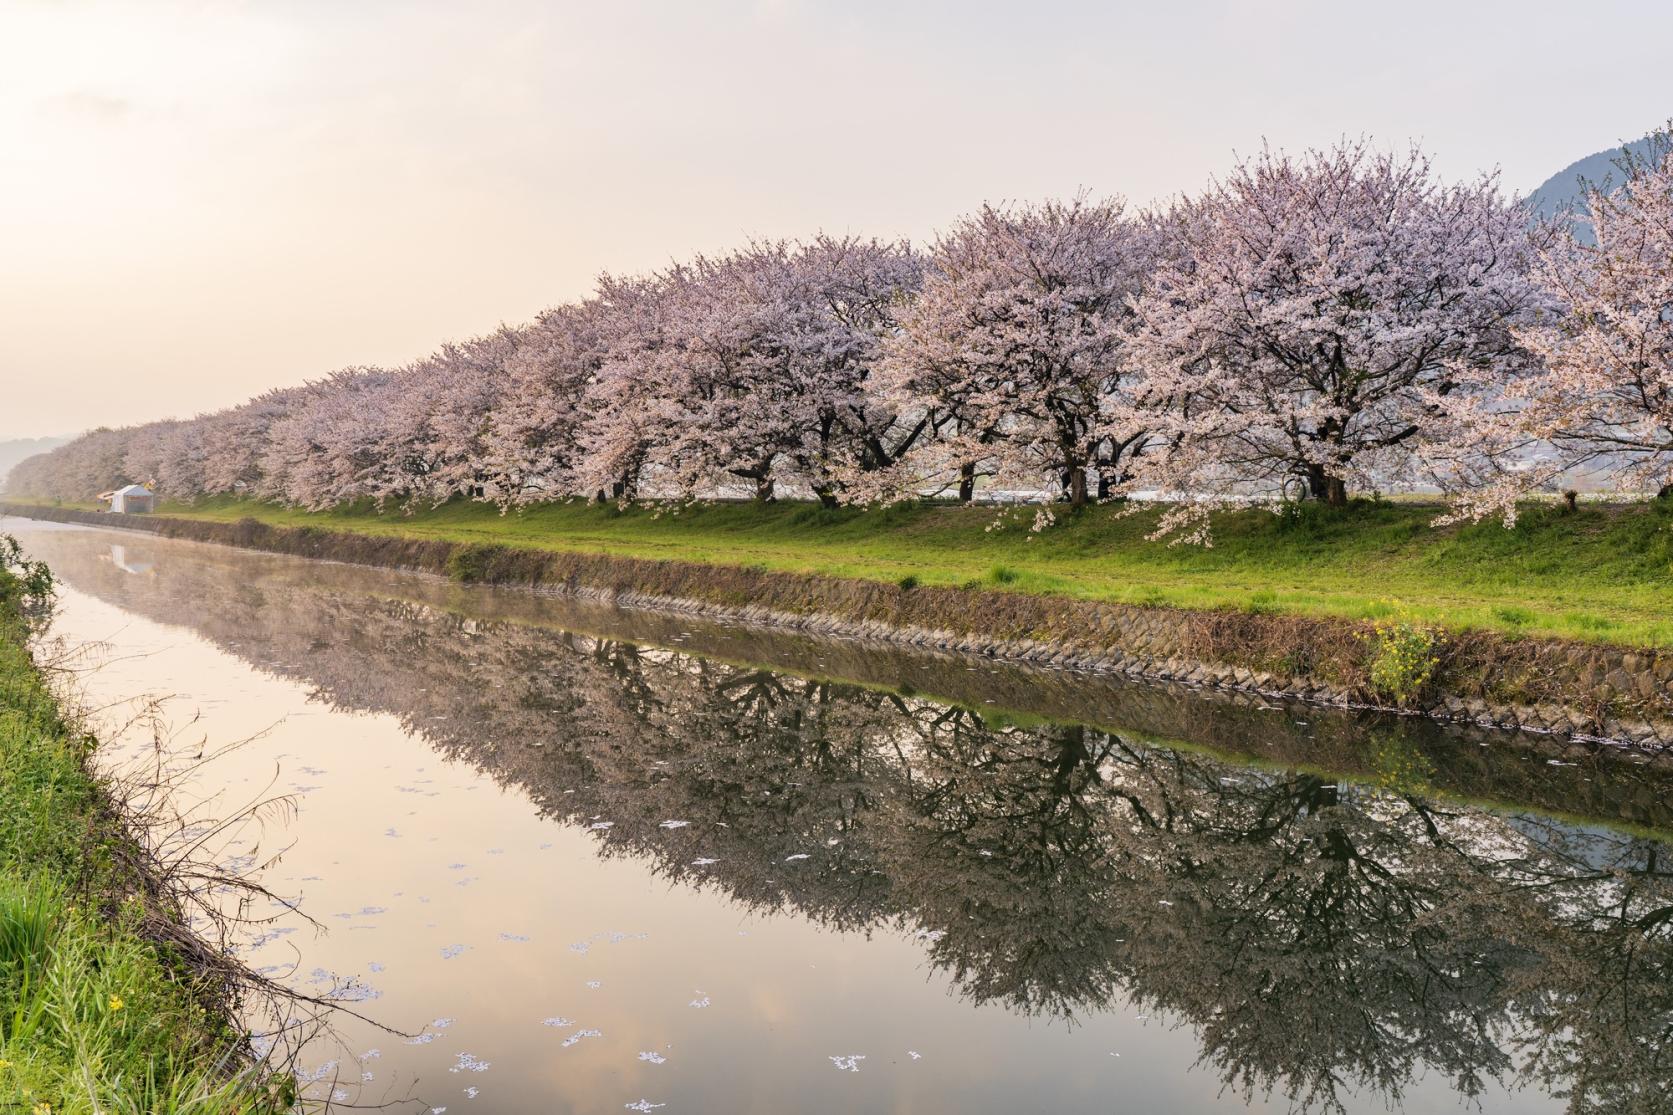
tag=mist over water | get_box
[9,518,1671,1115]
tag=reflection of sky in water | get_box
[11,518,1668,1114]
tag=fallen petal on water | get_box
[561,1028,604,1048]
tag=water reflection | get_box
[19,525,1673,1114]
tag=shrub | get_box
[1366,619,1440,704]
[0,535,54,623]
[896,574,920,591]
[987,565,1019,585]
[445,543,502,584]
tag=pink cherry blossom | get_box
[876,196,1153,506]
[1125,140,1542,538]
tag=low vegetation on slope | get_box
[58,493,1673,648]
[0,542,282,1113]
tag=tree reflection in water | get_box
[29,531,1673,1115]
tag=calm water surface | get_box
[9,518,1673,1115]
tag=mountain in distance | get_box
[0,436,71,490]
[1525,131,1661,238]
[1501,129,1665,490]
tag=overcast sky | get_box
[3,0,1669,439]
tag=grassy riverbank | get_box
[34,493,1673,647]
[0,556,280,1112]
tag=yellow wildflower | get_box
[108,994,125,1012]
[34,1102,52,1115]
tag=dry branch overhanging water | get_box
[8,518,1673,1114]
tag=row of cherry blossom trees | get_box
[10,135,1672,532]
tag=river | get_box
[7,517,1671,1115]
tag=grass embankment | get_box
[91,494,1673,648]
[0,556,280,1112]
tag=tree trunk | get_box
[1067,466,1088,508]
[814,485,839,510]
[755,474,776,503]
[1306,464,1348,506]
[957,461,976,503]
[1306,464,1327,502]
[1659,483,1673,501]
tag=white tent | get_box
[109,484,155,514]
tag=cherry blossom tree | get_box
[1126,141,1542,532]
[124,417,235,502]
[877,197,1153,507]
[257,369,396,508]
[368,328,524,507]
[482,301,605,504]
[113,420,176,494]
[787,235,928,498]
[578,238,921,504]
[574,271,680,503]
[22,147,1661,531]
[199,387,311,497]
[6,426,135,501]
[147,420,208,500]
[1500,132,1673,505]
[635,251,809,502]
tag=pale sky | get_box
[2,0,1670,439]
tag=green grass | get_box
[28,492,1673,647]
[0,562,283,1113]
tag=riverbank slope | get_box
[4,498,1670,748]
[0,551,282,1112]
[25,494,1673,643]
